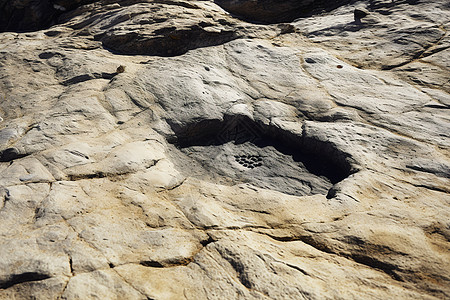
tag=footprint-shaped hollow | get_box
[168,116,352,196]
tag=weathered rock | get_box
[0,0,449,299]
[0,0,95,32]
[293,0,450,71]
[215,0,352,23]
[57,0,243,56]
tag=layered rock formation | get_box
[0,0,449,299]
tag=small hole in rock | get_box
[140,261,164,268]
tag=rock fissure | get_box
[57,277,71,300]
[219,251,263,293]
[261,231,409,284]
[137,234,216,269]
[410,183,449,194]
[265,234,335,255]
[346,253,404,282]
[110,267,150,299]
[383,31,448,70]
[206,225,271,231]
[156,177,186,192]
[60,72,117,86]
[66,158,161,181]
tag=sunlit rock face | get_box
[0,0,449,299]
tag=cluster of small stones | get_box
[234,154,263,169]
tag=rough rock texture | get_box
[214,0,352,23]
[0,0,449,299]
[0,0,95,32]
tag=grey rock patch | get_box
[169,115,352,196]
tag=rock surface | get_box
[214,0,352,23]
[0,0,449,299]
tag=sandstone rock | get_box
[0,0,95,32]
[56,0,243,56]
[61,269,145,299]
[293,0,450,70]
[0,0,449,299]
[215,0,352,23]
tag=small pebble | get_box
[116,65,126,73]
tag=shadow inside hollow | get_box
[169,115,352,185]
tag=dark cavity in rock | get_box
[96,26,238,57]
[0,147,27,162]
[168,115,352,197]
[214,0,353,24]
[0,272,51,289]
[0,0,97,32]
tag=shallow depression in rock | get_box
[168,116,352,196]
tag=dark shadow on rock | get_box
[0,0,97,32]
[0,147,27,162]
[96,26,239,57]
[0,272,50,289]
[214,0,355,24]
[61,72,118,85]
[167,115,353,195]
